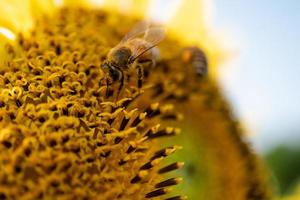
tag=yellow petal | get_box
[168,0,208,43]
[102,0,148,17]
[62,0,95,8]
[30,0,57,18]
[0,28,17,65]
[102,0,119,10]
[129,0,149,17]
[0,0,58,36]
[167,0,224,76]
[0,0,34,34]
[0,28,16,41]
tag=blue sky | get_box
[212,0,300,151]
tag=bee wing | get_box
[130,27,166,62]
[120,20,150,44]
[144,27,166,45]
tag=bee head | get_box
[101,61,110,70]
[101,61,122,82]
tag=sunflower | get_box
[0,0,270,200]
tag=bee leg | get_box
[136,65,144,89]
[138,59,153,79]
[127,73,131,83]
[116,70,124,99]
[106,78,110,98]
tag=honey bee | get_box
[101,21,166,97]
[181,46,208,77]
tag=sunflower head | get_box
[0,1,271,200]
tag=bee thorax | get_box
[109,46,132,67]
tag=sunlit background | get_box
[214,0,300,152]
[212,0,300,195]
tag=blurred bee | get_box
[101,21,165,97]
[181,46,208,77]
